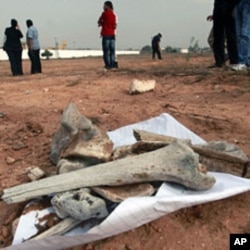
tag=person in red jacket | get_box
[98,1,117,69]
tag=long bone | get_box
[1,141,216,204]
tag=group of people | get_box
[3,19,42,76]
[4,1,248,75]
[3,1,115,76]
[207,0,250,71]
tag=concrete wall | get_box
[0,49,140,61]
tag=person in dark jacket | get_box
[207,0,239,68]
[3,19,23,76]
[151,33,162,60]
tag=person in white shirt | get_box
[26,19,42,74]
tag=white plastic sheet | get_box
[6,113,250,250]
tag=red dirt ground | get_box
[0,53,249,250]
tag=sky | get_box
[1,0,214,50]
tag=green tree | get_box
[41,49,53,60]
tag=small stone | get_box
[26,167,45,181]
[5,157,15,165]
[214,84,221,90]
[12,141,27,150]
[234,139,239,144]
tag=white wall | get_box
[0,49,140,61]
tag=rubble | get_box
[2,103,249,242]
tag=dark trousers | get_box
[28,49,42,74]
[213,7,238,65]
[6,49,23,76]
[152,46,162,59]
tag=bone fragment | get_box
[92,183,155,203]
[134,130,248,176]
[133,129,191,145]
[57,158,90,174]
[193,141,249,176]
[50,102,107,165]
[1,142,216,204]
[32,217,81,240]
[51,188,108,220]
[111,141,170,160]
[192,141,249,164]
[61,132,113,162]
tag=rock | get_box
[50,126,70,164]
[5,157,16,165]
[129,79,156,94]
[51,188,108,220]
[12,140,27,150]
[26,121,44,134]
[26,167,46,181]
[61,102,92,134]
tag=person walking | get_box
[26,19,42,74]
[230,0,250,71]
[151,33,162,60]
[98,1,117,70]
[3,19,23,76]
[207,0,239,68]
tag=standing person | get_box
[207,0,239,68]
[151,33,162,60]
[206,25,229,61]
[26,19,42,74]
[3,19,23,76]
[98,1,117,70]
[230,0,250,71]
